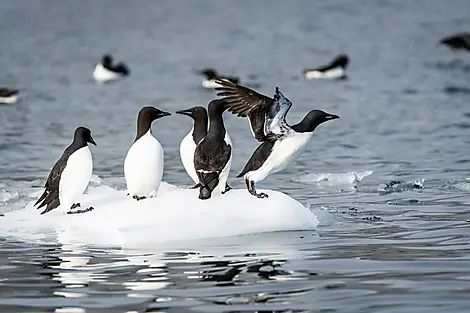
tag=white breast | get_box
[246,132,313,183]
[124,131,164,197]
[214,133,232,194]
[93,63,122,83]
[0,95,18,104]
[59,146,93,211]
[202,79,222,89]
[304,67,345,80]
[180,129,198,184]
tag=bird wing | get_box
[215,79,292,141]
[35,152,69,213]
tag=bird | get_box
[215,79,339,198]
[440,32,470,52]
[0,88,19,104]
[199,68,239,89]
[303,54,349,80]
[176,106,232,192]
[93,54,130,83]
[34,127,97,214]
[124,106,171,201]
[193,99,232,200]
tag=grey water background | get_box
[1,0,470,312]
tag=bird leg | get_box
[67,207,95,215]
[132,195,146,201]
[70,203,81,210]
[246,179,268,198]
[221,183,232,194]
[190,183,201,189]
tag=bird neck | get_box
[207,113,226,139]
[192,116,208,144]
[135,121,152,142]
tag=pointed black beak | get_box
[88,136,97,146]
[176,109,192,117]
[327,114,340,120]
[159,111,172,118]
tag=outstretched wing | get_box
[215,79,292,141]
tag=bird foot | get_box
[132,195,146,201]
[249,190,268,199]
[67,207,95,215]
[221,184,232,194]
[190,183,201,189]
[70,203,81,210]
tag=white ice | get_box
[0,182,318,246]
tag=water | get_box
[1,0,470,312]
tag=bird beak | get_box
[159,111,172,118]
[175,109,192,117]
[88,136,97,146]
[327,114,340,120]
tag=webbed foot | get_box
[246,180,268,199]
[221,184,232,194]
[132,195,146,201]
[67,207,95,215]
[70,203,81,210]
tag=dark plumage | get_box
[0,88,18,97]
[194,100,232,200]
[102,54,130,75]
[200,68,239,84]
[176,106,208,144]
[35,127,96,215]
[440,32,470,52]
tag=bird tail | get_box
[34,189,48,207]
[196,171,220,200]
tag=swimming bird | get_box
[199,68,239,89]
[34,127,97,214]
[216,79,339,198]
[193,100,232,200]
[303,54,349,80]
[93,54,130,83]
[440,32,470,52]
[0,88,19,104]
[124,106,171,201]
[176,106,232,192]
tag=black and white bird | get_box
[199,68,239,89]
[216,79,339,198]
[193,100,232,200]
[124,106,171,201]
[303,54,349,80]
[93,54,130,83]
[440,32,470,52]
[34,127,97,215]
[0,88,19,104]
[176,106,232,191]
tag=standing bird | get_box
[34,127,97,214]
[303,54,349,80]
[216,79,339,198]
[193,100,232,200]
[175,106,232,192]
[440,32,470,52]
[0,88,19,104]
[199,68,239,89]
[93,54,130,83]
[124,106,171,201]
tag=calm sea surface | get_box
[1,0,470,312]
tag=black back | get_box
[306,54,349,73]
[35,127,96,214]
[134,106,171,142]
[201,68,239,84]
[0,88,18,97]
[102,54,130,75]
[440,33,470,51]
[194,100,232,199]
[237,140,275,178]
